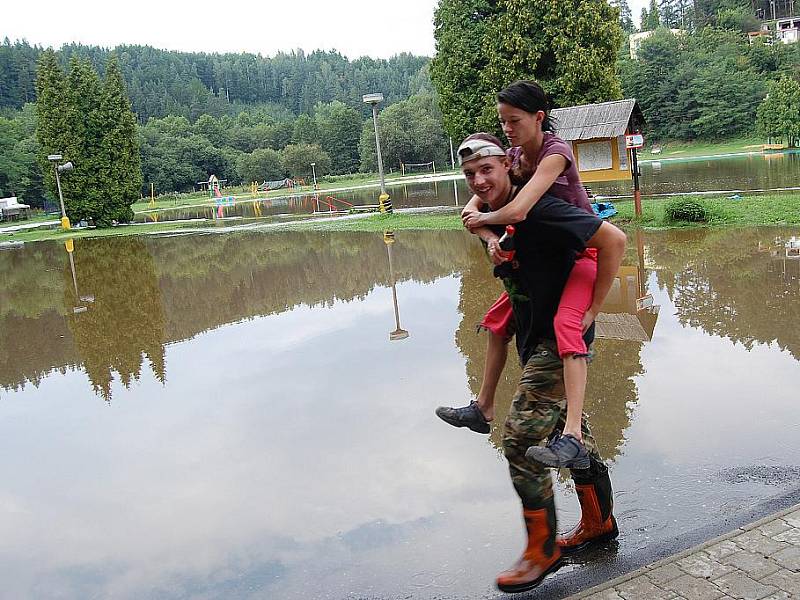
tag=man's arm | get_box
[582,222,627,330]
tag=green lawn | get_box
[4,192,799,244]
[637,136,772,161]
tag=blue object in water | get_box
[591,201,617,219]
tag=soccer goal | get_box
[400,161,436,176]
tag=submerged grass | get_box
[3,192,799,244]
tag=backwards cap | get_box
[457,135,506,166]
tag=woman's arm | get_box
[581,222,627,331]
[463,154,567,228]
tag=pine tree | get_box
[35,49,68,203]
[59,57,105,223]
[612,0,636,33]
[98,54,143,223]
[644,0,661,30]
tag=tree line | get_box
[620,1,800,143]
[0,39,430,121]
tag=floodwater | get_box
[1,227,799,599]
[133,150,800,223]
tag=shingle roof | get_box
[551,99,642,141]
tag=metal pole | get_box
[372,104,386,195]
[54,165,70,229]
[449,137,455,170]
[632,147,642,218]
[311,162,317,189]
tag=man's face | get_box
[461,156,511,208]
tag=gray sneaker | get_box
[525,434,590,469]
[435,401,491,434]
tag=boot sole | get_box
[496,557,564,593]
[559,517,619,555]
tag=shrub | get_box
[664,198,710,222]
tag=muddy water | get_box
[133,151,800,223]
[0,227,799,598]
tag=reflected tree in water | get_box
[646,228,800,361]
[64,238,166,401]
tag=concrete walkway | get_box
[573,504,800,600]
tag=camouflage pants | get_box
[503,339,607,510]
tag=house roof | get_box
[551,99,643,141]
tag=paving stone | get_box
[773,528,800,546]
[646,563,687,586]
[677,552,736,579]
[713,571,778,600]
[585,588,625,599]
[721,551,782,580]
[782,510,800,529]
[772,545,800,571]
[760,592,792,600]
[662,573,725,600]
[756,520,791,538]
[761,569,800,594]
[731,531,790,556]
[706,540,745,561]
[616,576,677,600]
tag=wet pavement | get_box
[575,500,800,600]
[1,227,799,598]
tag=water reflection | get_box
[384,231,409,341]
[1,227,799,598]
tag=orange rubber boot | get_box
[557,481,619,554]
[496,503,563,593]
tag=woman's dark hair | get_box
[497,80,556,133]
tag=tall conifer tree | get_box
[35,49,68,202]
[99,55,143,223]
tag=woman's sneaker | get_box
[525,434,590,469]
[435,401,491,434]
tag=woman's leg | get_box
[554,252,597,441]
[476,330,508,421]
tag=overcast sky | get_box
[4,0,648,60]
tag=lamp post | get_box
[48,154,74,230]
[384,230,408,341]
[310,162,318,189]
[362,92,392,213]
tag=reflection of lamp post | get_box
[363,93,392,213]
[384,230,408,341]
[48,154,74,230]
[310,162,318,190]
[64,239,95,314]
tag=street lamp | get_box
[48,154,74,230]
[310,162,318,190]
[362,92,392,213]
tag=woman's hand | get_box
[487,238,512,265]
[581,305,600,333]
[462,209,486,230]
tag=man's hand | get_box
[487,238,513,265]
[461,208,486,231]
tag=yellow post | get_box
[61,216,71,230]
[379,193,393,214]
[149,183,155,207]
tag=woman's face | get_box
[497,102,544,147]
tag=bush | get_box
[664,198,710,222]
